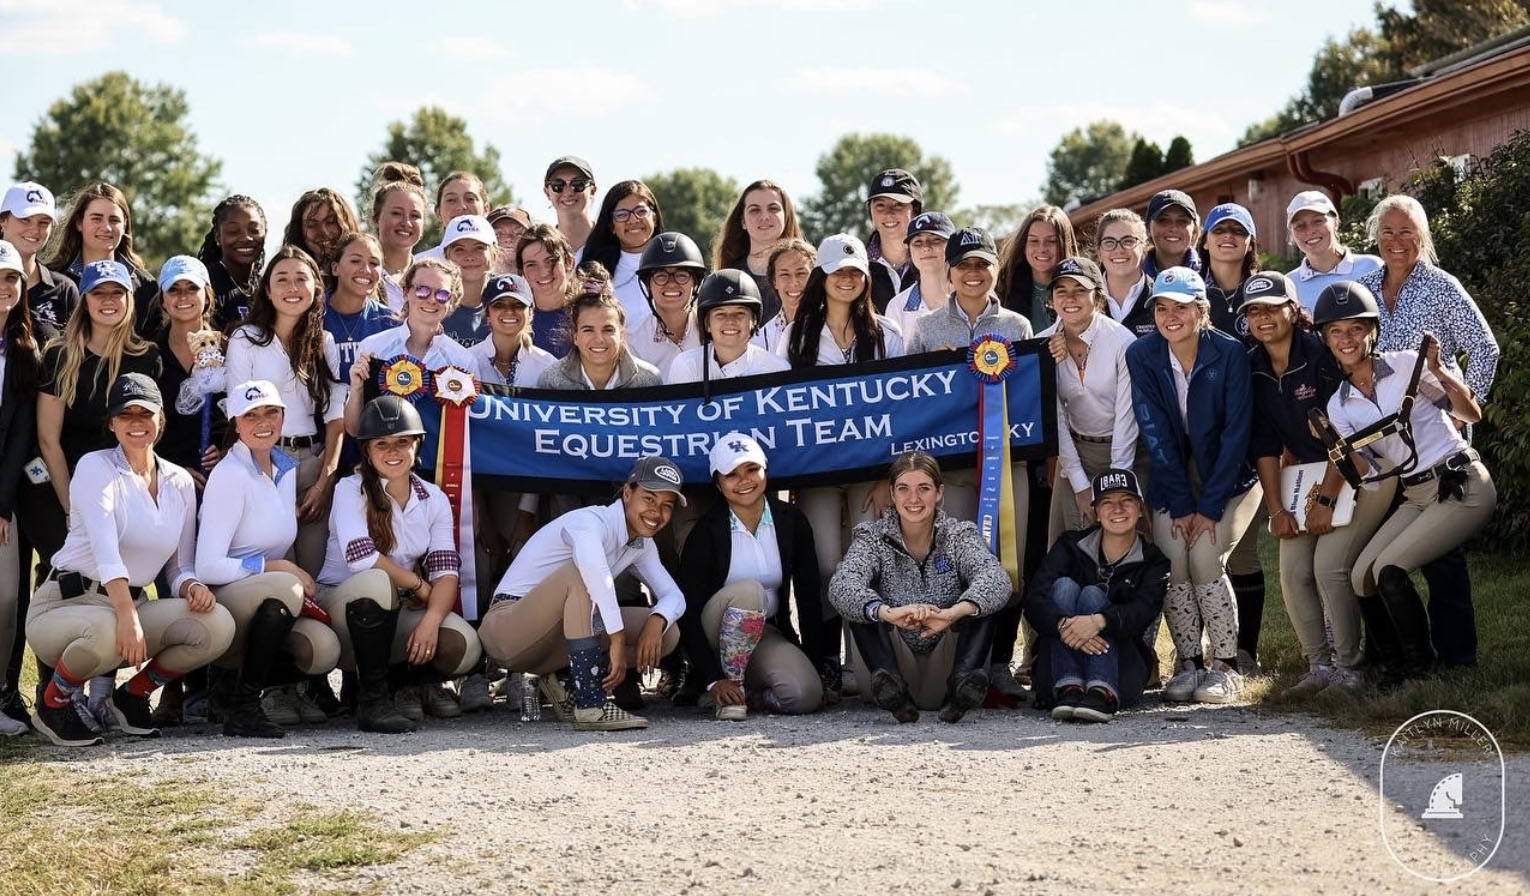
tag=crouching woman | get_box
[828,451,1010,723]
[1024,469,1168,722]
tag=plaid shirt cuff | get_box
[344,538,377,566]
[424,550,460,578]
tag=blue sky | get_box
[0,0,1382,239]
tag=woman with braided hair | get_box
[195,194,267,330]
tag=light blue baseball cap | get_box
[1150,266,1207,304]
[80,259,133,295]
[158,255,210,293]
[1204,203,1256,240]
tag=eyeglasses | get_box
[612,205,653,223]
[648,270,694,287]
[546,178,591,194]
[410,285,454,303]
[1097,237,1141,251]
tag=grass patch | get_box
[0,757,434,895]
[1249,537,1530,750]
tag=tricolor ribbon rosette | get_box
[968,333,1020,591]
[377,354,431,401]
[431,365,479,618]
[432,365,480,408]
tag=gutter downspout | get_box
[1286,147,1354,205]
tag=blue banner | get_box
[414,344,1057,494]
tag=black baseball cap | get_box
[1236,270,1298,310]
[1050,256,1102,291]
[867,168,922,205]
[544,156,594,183]
[106,373,164,417]
[904,212,956,243]
[1091,468,1141,505]
[1146,189,1198,223]
[946,227,998,266]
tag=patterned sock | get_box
[566,637,607,710]
[125,659,179,698]
[1196,578,1242,661]
[1230,571,1266,658]
[42,664,87,709]
[1163,582,1203,660]
[718,607,766,684]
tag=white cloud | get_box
[784,66,968,99]
[994,101,1239,151]
[0,0,184,54]
[248,30,354,57]
[1187,0,1270,27]
[436,37,509,63]
[623,0,880,14]
[486,67,655,116]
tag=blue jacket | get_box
[1126,328,1256,520]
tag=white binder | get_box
[1275,462,1356,532]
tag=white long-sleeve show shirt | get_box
[1038,313,1140,493]
[195,442,300,585]
[225,325,347,437]
[318,473,461,586]
[51,447,198,593]
[492,499,685,635]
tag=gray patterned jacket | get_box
[828,508,1013,654]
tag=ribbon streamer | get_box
[433,366,480,619]
[969,335,1020,591]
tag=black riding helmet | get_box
[1312,280,1381,328]
[695,269,763,343]
[358,394,426,441]
[636,231,706,309]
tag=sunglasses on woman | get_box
[410,285,454,303]
[546,178,592,194]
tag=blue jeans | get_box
[1049,577,1119,699]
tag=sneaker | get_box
[539,675,576,723]
[458,673,493,714]
[107,685,161,737]
[989,663,1028,700]
[573,699,648,731]
[394,686,425,722]
[1327,666,1366,693]
[612,675,644,712]
[655,671,683,701]
[261,686,303,726]
[1194,663,1247,704]
[715,702,748,722]
[1162,660,1205,703]
[422,683,462,719]
[1237,649,1265,679]
[1050,685,1084,721]
[0,707,27,737]
[1071,687,1118,723]
[1282,664,1334,699]
[293,688,329,724]
[0,689,30,734]
[32,701,105,747]
[70,692,105,734]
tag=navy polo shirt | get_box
[1248,328,1347,464]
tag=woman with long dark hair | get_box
[580,180,664,325]
[711,180,802,321]
[996,205,1077,334]
[281,188,361,274]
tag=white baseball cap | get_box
[709,432,768,477]
[1,182,56,220]
[440,214,495,250]
[227,379,286,417]
[815,233,870,276]
[0,240,22,276]
[1286,190,1337,223]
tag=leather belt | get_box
[1400,449,1477,488]
[56,571,143,601]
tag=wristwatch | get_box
[1313,493,1338,509]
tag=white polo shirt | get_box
[1325,350,1466,476]
[664,344,789,384]
[356,325,477,373]
[319,473,460,586]
[775,315,905,365]
[629,311,701,374]
[493,499,685,635]
[470,337,557,387]
[196,442,300,585]
[51,448,198,593]
[225,325,347,437]
[724,504,783,617]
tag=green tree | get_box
[642,167,740,263]
[1118,138,1165,190]
[1377,0,1528,71]
[1163,136,1195,172]
[354,106,513,249]
[1043,120,1135,206]
[13,71,222,268]
[798,134,959,242]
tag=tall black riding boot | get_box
[1356,593,1405,688]
[940,614,997,723]
[1377,566,1436,680]
[348,599,417,734]
[848,621,917,723]
[224,599,296,738]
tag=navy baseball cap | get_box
[484,273,533,307]
[945,227,998,266]
[106,373,163,417]
[1091,468,1141,505]
[1147,190,1198,223]
[904,212,955,243]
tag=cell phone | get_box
[24,457,49,485]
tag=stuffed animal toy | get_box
[177,328,227,454]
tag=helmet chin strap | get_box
[1307,336,1428,488]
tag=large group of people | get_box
[0,156,1500,746]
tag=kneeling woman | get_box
[479,457,686,731]
[26,374,235,746]
[828,452,1010,723]
[677,434,827,720]
[317,396,482,733]
[196,380,343,737]
[1024,470,1168,722]
[1319,283,1495,682]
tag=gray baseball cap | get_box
[626,455,687,506]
